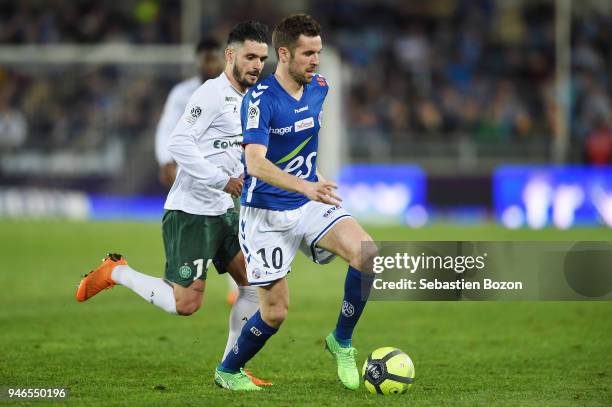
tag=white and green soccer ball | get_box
[362,347,415,395]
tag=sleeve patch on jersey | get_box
[191,106,202,118]
[184,105,202,125]
[246,105,260,129]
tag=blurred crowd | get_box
[0,0,611,163]
[310,0,612,162]
[0,0,180,43]
[0,65,180,150]
[0,0,180,151]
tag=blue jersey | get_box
[240,74,329,210]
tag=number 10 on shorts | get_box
[256,247,284,269]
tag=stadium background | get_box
[1,0,611,405]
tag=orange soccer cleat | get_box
[244,368,273,386]
[76,253,127,302]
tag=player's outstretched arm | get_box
[245,144,341,206]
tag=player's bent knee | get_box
[175,299,201,316]
[174,292,203,316]
[350,233,378,272]
[261,304,288,328]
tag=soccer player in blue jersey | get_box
[214,14,376,391]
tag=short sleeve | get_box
[241,92,274,146]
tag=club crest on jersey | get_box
[294,117,314,132]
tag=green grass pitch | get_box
[1,220,611,406]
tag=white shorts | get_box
[239,201,352,286]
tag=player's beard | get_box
[288,58,315,86]
[233,63,259,89]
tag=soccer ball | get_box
[362,347,415,395]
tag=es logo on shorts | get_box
[178,265,192,279]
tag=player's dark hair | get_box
[272,14,321,58]
[226,20,269,46]
[195,37,221,54]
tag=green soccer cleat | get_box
[325,333,360,390]
[214,367,262,391]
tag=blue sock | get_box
[220,310,277,373]
[334,266,374,347]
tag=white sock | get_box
[112,265,177,315]
[222,285,259,360]
[227,274,238,291]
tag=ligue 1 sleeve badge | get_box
[185,106,202,124]
[191,106,202,118]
